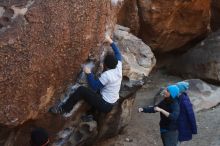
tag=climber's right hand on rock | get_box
[83,66,91,74]
[105,34,113,44]
[138,107,143,113]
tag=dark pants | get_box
[161,130,178,146]
[61,86,113,113]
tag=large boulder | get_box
[186,79,220,112]
[211,0,220,31]
[118,0,210,52]
[0,0,157,145]
[0,23,156,145]
[169,30,220,83]
[0,0,120,126]
[138,0,210,52]
[113,25,156,87]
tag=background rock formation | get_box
[0,0,120,126]
[168,30,220,83]
[117,0,140,35]
[211,0,220,31]
[118,0,210,52]
[186,79,220,112]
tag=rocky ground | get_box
[98,69,220,146]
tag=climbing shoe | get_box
[49,105,64,114]
[81,114,94,122]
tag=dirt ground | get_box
[98,70,220,146]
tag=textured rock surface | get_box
[113,25,156,86]
[211,0,220,31]
[0,22,156,145]
[118,0,210,52]
[0,0,120,126]
[186,79,220,112]
[117,0,140,35]
[169,30,220,83]
[138,0,210,52]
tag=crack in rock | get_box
[0,6,5,17]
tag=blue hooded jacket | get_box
[178,92,197,142]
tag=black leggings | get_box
[61,86,113,113]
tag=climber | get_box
[30,127,50,146]
[49,34,122,114]
[138,85,180,146]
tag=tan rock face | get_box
[117,0,140,35]
[118,0,210,52]
[0,0,119,126]
[138,0,210,52]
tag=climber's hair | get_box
[104,52,118,69]
[30,127,49,146]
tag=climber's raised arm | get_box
[105,35,122,61]
[83,66,104,91]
